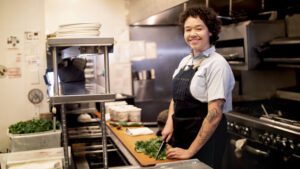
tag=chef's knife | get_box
[155,140,166,160]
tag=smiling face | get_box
[184,16,212,56]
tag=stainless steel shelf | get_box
[48,82,115,105]
[276,89,300,102]
[270,37,300,45]
[49,94,115,105]
[47,37,114,47]
[47,37,114,169]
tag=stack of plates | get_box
[56,23,101,37]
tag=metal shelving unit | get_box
[47,37,115,169]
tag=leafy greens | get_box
[135,137,166,160]
[9,119,60,134]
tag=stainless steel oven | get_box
[223,98,300,169]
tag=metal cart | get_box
[47,37,115,169]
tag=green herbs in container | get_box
[9,119,60,134]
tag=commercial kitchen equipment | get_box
[224,96,300,169]
[256,14,300,68]
[216,20,285,70]
[46,37,115,169]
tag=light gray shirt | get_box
[173,46,235,113]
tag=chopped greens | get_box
[9,119,60,134]
[110,121,142,127]
[135,137,166,160]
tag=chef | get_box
[161,6,235,169]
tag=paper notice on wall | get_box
[24,41,39,58]
[6,52,22,64]
[130,41,146,61]
[114,41,157,62]
[7,67,21,78]
[113,42,131,63]
[27,56,41,71]
[146,42,157,59]
[110,62,132,95]
[5,51,22,78]
[29,69,40,84]
[24,31,40,40]
[24,31,41,69]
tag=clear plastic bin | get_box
[0,147,64,169]
[8,130,61,152]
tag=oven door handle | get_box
[230,139,269,157]
[244,144,269,157]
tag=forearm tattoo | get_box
[197,125,209,141]
[197,108,219,141]
[207,108,218,123]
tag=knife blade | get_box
[155,140,166,160]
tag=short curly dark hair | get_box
[179,6,221,45]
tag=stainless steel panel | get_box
[217,20,285,70]
[130,26,190,121]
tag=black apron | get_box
[171,63,227,169]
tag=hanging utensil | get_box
[261,104,269,117]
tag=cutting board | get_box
[107,123,177,167]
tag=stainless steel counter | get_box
[111,159,212,169]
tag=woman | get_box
[161,6,235,169]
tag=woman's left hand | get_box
[166,147,193,159]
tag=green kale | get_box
[9,119,60,134]
[134,137,167,160]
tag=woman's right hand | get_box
[161,120,173,143]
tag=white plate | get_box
[56,31,100,37]
[58,27,100,32]
[56,30,100,34]
[59,23,101,29]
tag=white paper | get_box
[125,127,154,136]
[129,41,146,61]
[146,42,157,59]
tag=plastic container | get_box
[8,129,61,152]
[112,105,133,122]
[109,105,142,122]
[128,107,142,122]
[109,105,127,121]
[105,101,127,120]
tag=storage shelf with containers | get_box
[46,37,115,169]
